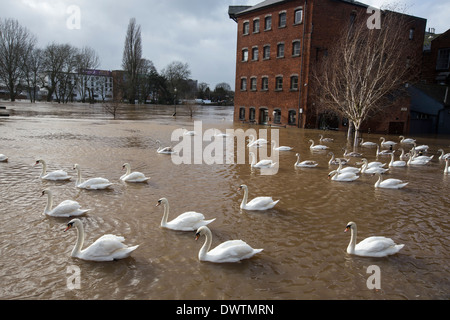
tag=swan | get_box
[407,152,431,166]
[34,159,71,181]
[360,139,377,147]
[156,140,175,154]
[380,137,397,148]
[247,135,268,147]
[357,158,386,168]
[328,170,359,182]
[319,134,334,143]
[294,153,318,168]
[183,128,197,136]
[249,152,276,169]
[373,172,407,189]
[413,143,429,152]
[309,139,329,150]
[360,160,389,174]
[73,164,112,190]
[0,154,8,162]
[64,218,139,261]
[411,148,433,162]
[328,152,349,165]
[120,163,149,183]
[398,148,410,160]
[376,145,394,157]
[195,226,263,263]
[41,189,89,217]
[155,198,215,231]
[444,159,449,174]
[344,221,404,257]
[399,135,416,144]
[214,129,231,137]
[438,149,450,161]
[238,184,279,210]
[343,149,363,157]
[388,152,406,167]
[272,140,293,151]
[334,159,359,174]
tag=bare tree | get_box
[75,46,100,103]
[312,10,420,146]
[122,18,143,104]
[161,61,191,99]
[102,100,121,119]
[21,47,43,102]
[0,18,36,101]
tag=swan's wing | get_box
[167,211,209,231]
[80,234,136,261]
[43,170,71,180]
[79,177,112,189]
[49,200,85,217]
[355,236,398,256]
[122,172,148,182]
[207,240,263,263]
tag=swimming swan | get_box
[120,163,149,183]
[42,189,89,217]
[238,184,279,210]
[373,172,408,189]
[34,159,71,181]
[73,164,112,190]
[249,152,276,169]
[64,218,139,261]
[294,153,318,168]
[156,140,175,154]
[309,139,329,150]
[195,226,263,263]
[156,198,215,231]
[344,221,404,257]
[272,140,293,151]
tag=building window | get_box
[290,75,299,90]
[278,11,286,28]
[275,76,283,91]
[253,18,260,33]
[240,78,247,91]
[243,21,249,35]
[264,15,272,31]
[261,77,269,91]
[292,40,301,56]
[239,107,245,120]
[409,28,415,40]
[288,110,297,125]
[294,8,303,24]
[436,48,450,70]
[263,45,270,60]
[249,108,256,122]
[250,77,257,91]
[252,47,259,61]
[273,109,281,124]
[277,43,285,58]
[242,48,248,62]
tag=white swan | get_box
[376,145,394,157]
[238,184,279,210]
[156,140,175,154]
[360,159,389,174]
[413,143,429,152]
[309,139,328,150]
[357,158,386,168]
[388,152,406,167]
[42,189,89,217]
[156,198,215,231]
[398,148,410,160]
[373,172,408,189]
[294,153,318,168]
[344,221,404,257]
[343,149,363,157]
[64,218,139,261]
[272,140,293,151]
[399,135,416,144]
[444,159,449,174]
[379,137,397,148]
[319,134,334,143]
[328,170,359,182]
[328,152,349,165]
[334,159,359,174]
[360,139,377,147]
[438,149,450,160]
[73,164,112,190]
[247,134,268,147]
[249,152,276,169]
[0,154,8,162]
[411,147,433,162]
[195,226,263,263]
[407,152,431,166]
[34,159,71,181]
[120,163,149,183]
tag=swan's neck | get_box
[75,167,82,185]
[347,226,357,254]
[72,223,85,257]
[389,153,394,166]
[361,161,368,173]
[445,160,449,173]
[44,192,53,214]
[374,173,382,187]
[161,202,170,226]
[125,166,131,175]
[40,162,47,177]
[198,228,213,260]
[295,154,300,166]
[337,161,343,172]
[249,153,256,166]
[240,187,249,208]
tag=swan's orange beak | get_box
[344,226,350,233]
[195,233,200,241]
[64,225,71,232]
[237,186,242,191]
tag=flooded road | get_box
[0,101,449,300]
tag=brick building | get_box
[229,0,426,134]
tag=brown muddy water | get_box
[0,101,449,300]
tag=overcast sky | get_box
[1,0,449,90]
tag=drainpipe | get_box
[298,0,307,128]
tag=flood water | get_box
[0,101,449,300]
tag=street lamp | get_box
[173,87,177,117]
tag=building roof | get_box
[409,84,449,115]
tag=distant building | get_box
[229,0,426,134]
